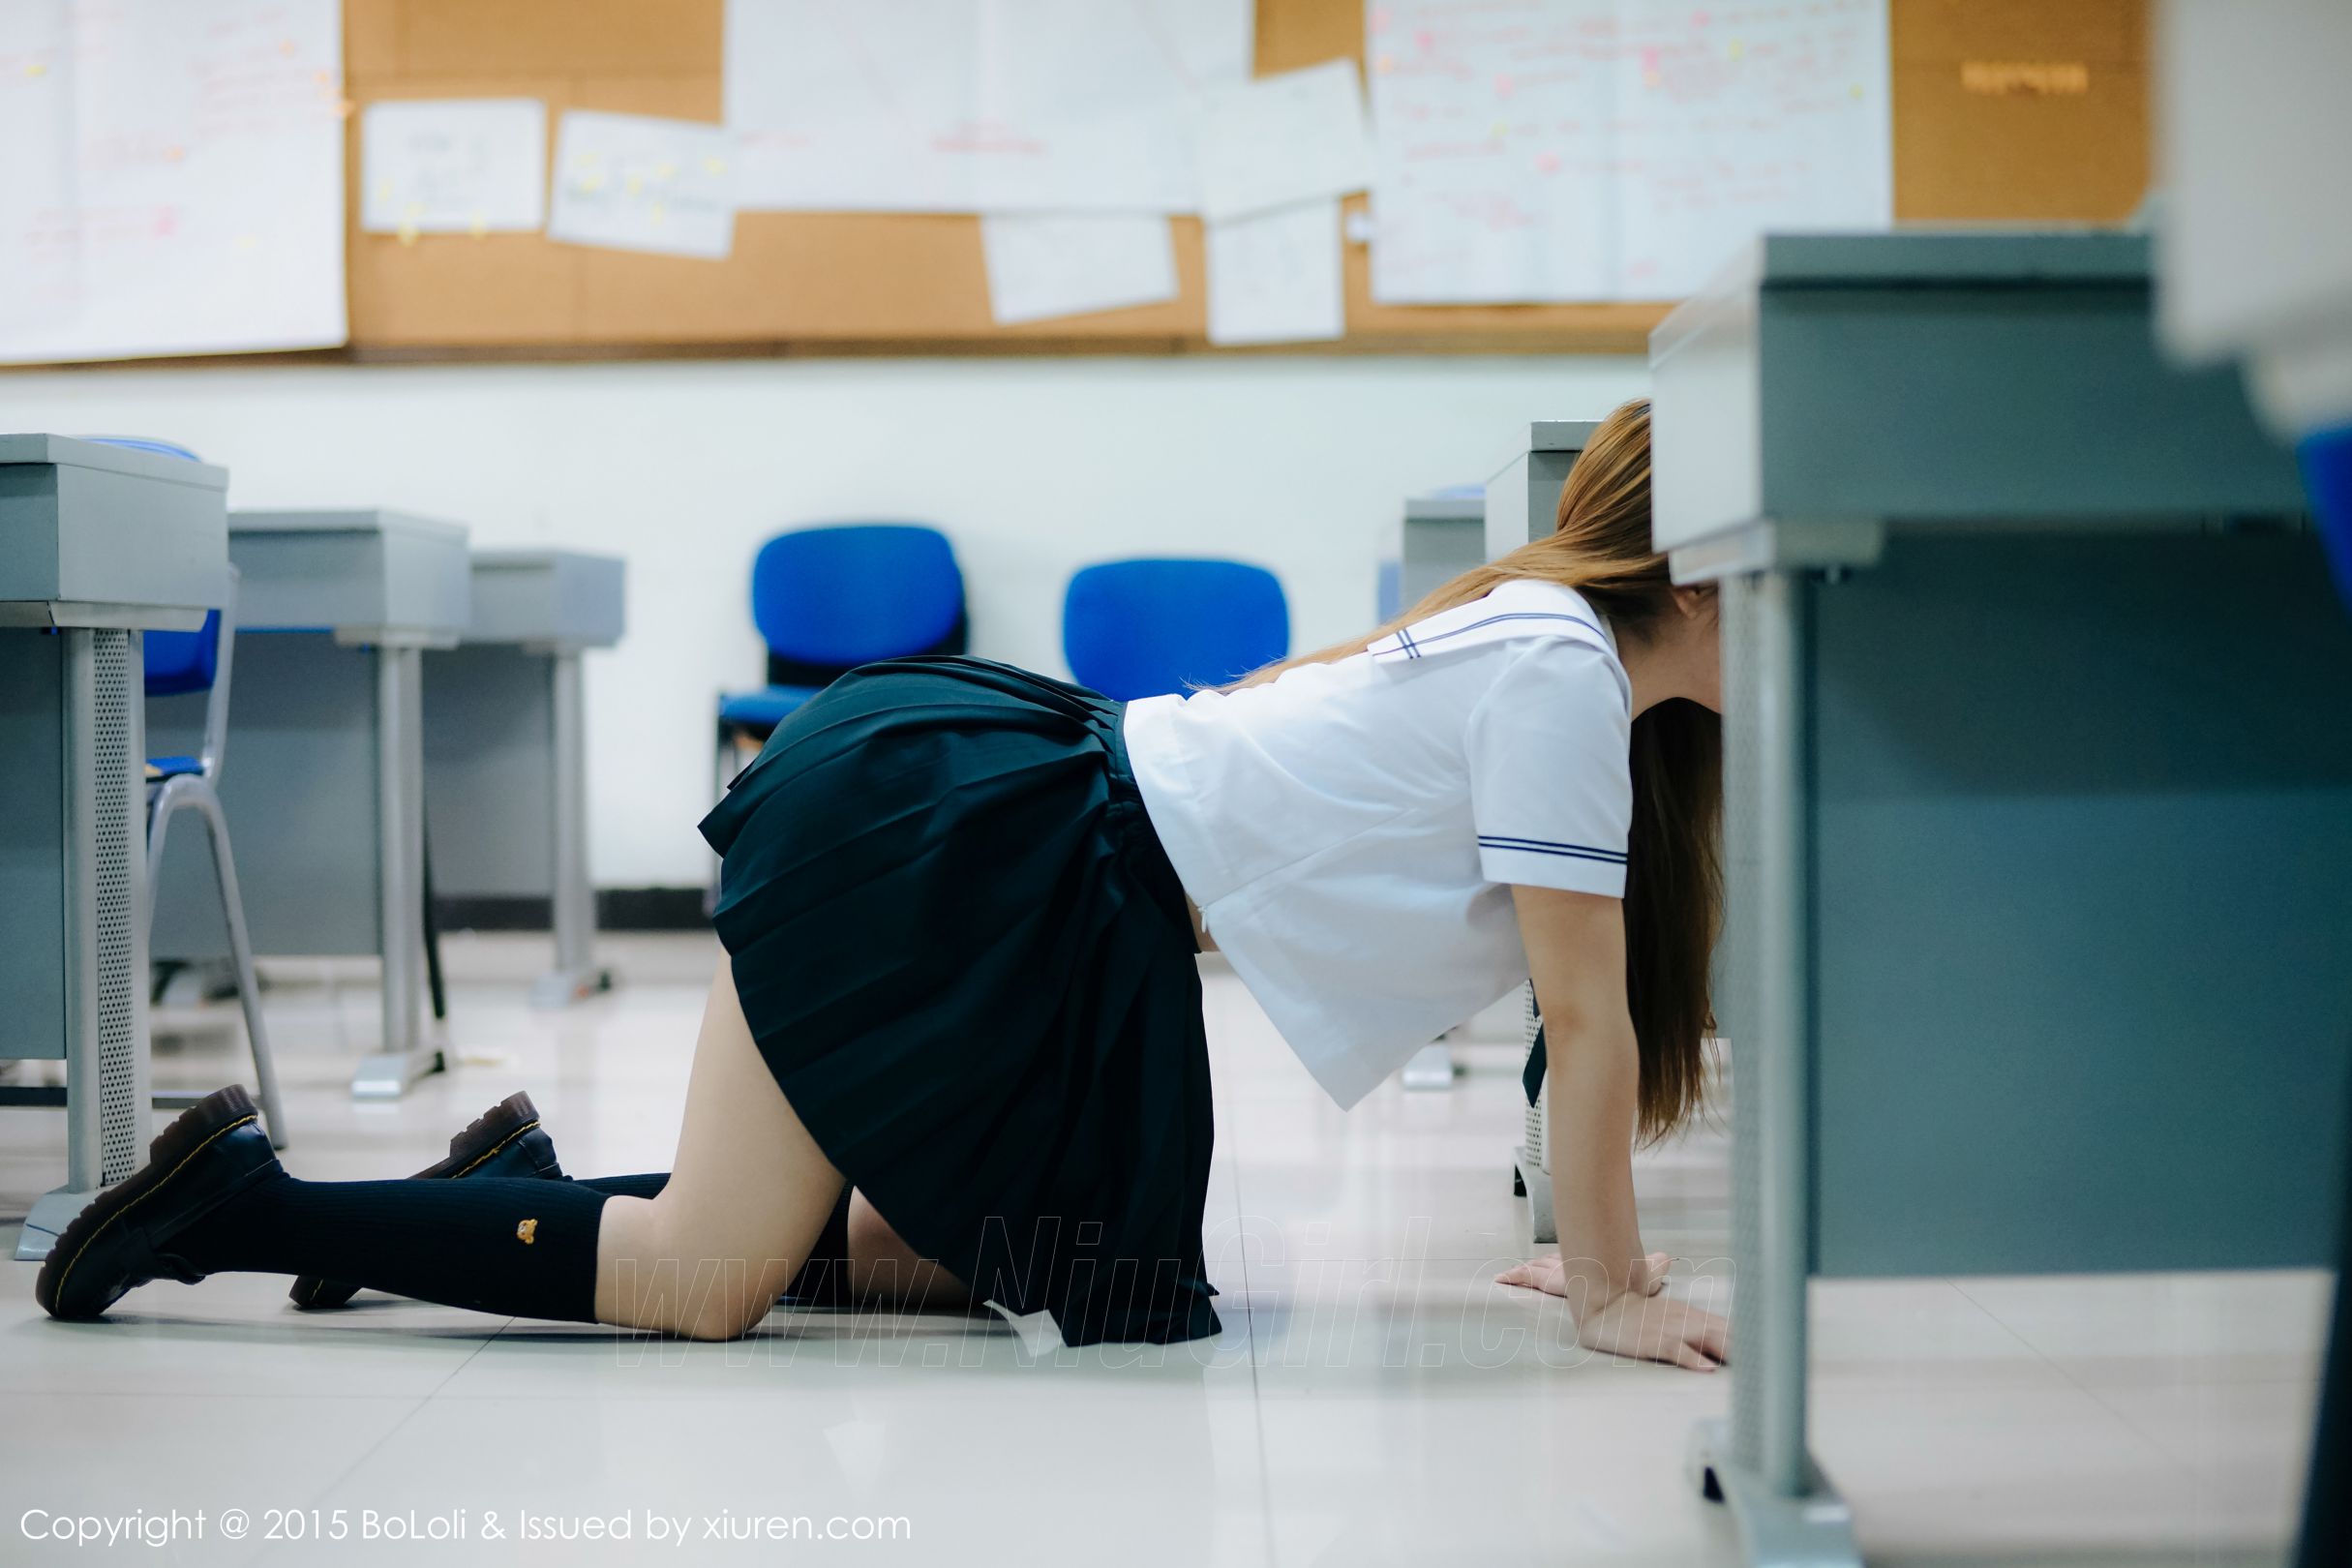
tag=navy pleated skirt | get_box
[698,656,1220,1345]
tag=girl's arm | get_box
[1497,883,1729,1372]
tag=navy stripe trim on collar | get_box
[1406,611,1606,653]
[1478,835,1628,864]
[1376,609,1606,661]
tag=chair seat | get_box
[717,685,821,732]
[146,755,204,782]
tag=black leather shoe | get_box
[37,1085,281,1321]
[290,1092,564,1310]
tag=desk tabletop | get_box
[0,434,226,626]
[226,508,471,643]
[1404,490,1485,524]
[1723,227,2144,289]
[1649,228,2306,563]
[0,433,230,492]
[230,508,468,543]
[463,548,626,648]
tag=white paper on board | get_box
[1365,0,1891,304]
[1206,198,1343,347]
[1197,58,1373,224]
[0,0,347,364]
[724,0,1255,214]
[362,99,548,235]
[1609,0,1892,297]
[547,111,737,260]
[0,1,76,334]
[981,214,1179,326]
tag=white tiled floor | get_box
[0,934,2329,1566]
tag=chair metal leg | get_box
[190,788,288,1149]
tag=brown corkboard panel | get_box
[1890,0,2150,222]
[338,0,2152,357]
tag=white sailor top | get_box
[1120,579,1635,1107]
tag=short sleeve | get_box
[1462,639,1633,897]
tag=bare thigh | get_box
[594,960,845,1339]
[846,1191,969,1309]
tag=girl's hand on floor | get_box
[1495,1251,1674,1299]
[1573,1288,1729,1372]
[1494,1254,1729,1372]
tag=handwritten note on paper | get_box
[362,100,547,236]
[1206,199,1344,347]
[1612,0,1891,297]
[1366,0,1890,304]
[1198,59,1374,224]
[725,0,1254,213]
[547,112,736,261]
[981,215,1179,326]
[0,0,347,364]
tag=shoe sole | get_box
[37,1084,261,1320]
[288,1092,547,1310]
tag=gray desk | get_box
[1399,487,1486,611]
[1,435,226,1258]
[1484,420,1594,558]
[424,549,625,1007]
[150,510,470,1101]
[1653,231,2352,1565]
[1484,425,1593,1242]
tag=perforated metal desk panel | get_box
[0,435,224,1060]
[1652,229,2351,1565]
[424,549,626,1006]
[0,435,226,1249]
[148,509,470,1098]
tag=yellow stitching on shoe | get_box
[452,1119,541,1179]
[51,1113,260,1310]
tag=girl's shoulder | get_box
[1369,579,1616,669]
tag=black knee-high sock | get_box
[574,1173,668,1199]
[567,1174,853,1305]
[175,1173,609,1322]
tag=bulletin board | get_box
[351,0,2152,356]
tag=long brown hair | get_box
[1240,398,1720,1140]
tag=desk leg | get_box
[530,648,609,1009]
[19,630,153,1260]
[352,644,442,1100]
[1690,569,1859,1566]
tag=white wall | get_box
[0,354,1647,885]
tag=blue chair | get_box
[714,523,967,784]
[142,573,287,1147]
[1062,558,1289,701]
[86,437,287,1147]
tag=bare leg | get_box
[594,961,846,1340]
[845,1191,969,1309]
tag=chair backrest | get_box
[1062,558,1290,702]
[752,524,966,686]
[145,609,223,697]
